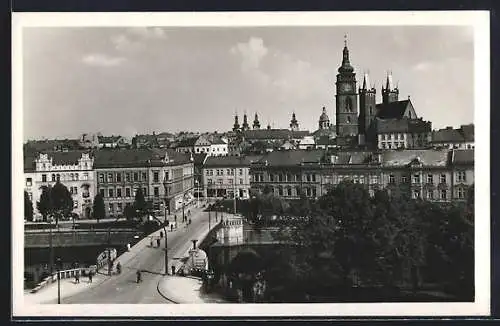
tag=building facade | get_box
[24,150,96,220]
[202,156,254,200]
[250,149,473,203]
[431,124,475,149]
[94,148,194,217]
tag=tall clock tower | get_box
[335,36,358,137]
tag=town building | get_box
[24,150,96,220]
[132,132,175,149]
[175,135,229,156]
[249,148,473,203]
[202,155,261,199]
[94,148,194,217]
[98,135,129,149]
[430,124,475,149]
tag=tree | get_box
[124,203,136,220]
[92,193,106,222]
[36,182,73,224]
[134,188,147,216]
[37,186,52,222]
[51,181,74,223]
[24,191,33,221]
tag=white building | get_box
[202,156,252,199]
[24,151,96,220]
[297,136,316,150]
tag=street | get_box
[42,209,221,304]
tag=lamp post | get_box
[56,257,62,304]
[151,215,168,275]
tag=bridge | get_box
[24,229,140,248]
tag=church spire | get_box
[232,113,240,132]
[253,113,260,129]
[241,112,250,131]
[338,33,354,74]
[362,72,371,90]
[290,112,299,131]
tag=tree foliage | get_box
[264,180,474,299]
[134,188,147,216]
[92,193,106,222]
[36,182,73,223]
[24,191,33,221]
[124,203,136,220]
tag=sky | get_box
[22,25,474,141]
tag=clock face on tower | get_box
[339,83,352,92]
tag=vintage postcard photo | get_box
[12,11,490,317]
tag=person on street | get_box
[171,265,176,276]
[75,270,80,284]
[170,224,174,232]
[116,262,121,274]
[157,238,161,247]
[88,271,93,283]
[136,270,142,283]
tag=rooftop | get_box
[432,124,475,143]
[382,149,450,167]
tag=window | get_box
[69,173,74,181]
[126,173,131,182]
[28,192,32,201]
[73,200,78,209]
[26,178,32,187]
[143,188,147,196]
[402,176,408,183]
[109,189,114,198]
[312,188,317,197]
[207,179,213,185]
[134,173,139,181]
[107,173,113,182]
[427,191,434,200]
[227,169,231,175]
[427,174,433,184]
[154,187,159,197]
[287,187,292,196]
[42,174,47,182]
[270,174,274,182]
[165,171,170,180]
[440,189,447,200]
[312,174,316,182]
[440,174,446,184]
[456,171,466,183]
[278,174,284,182]
[457,188,465,199]
[412,173,421,184]
[117,203,123,212]
[218,179,223,185]
[83,172,89,180]
[125,188,131,197]
[109,203,114,213]
[413,189,421,199]
[99,189,105,197]
[52,174,56,182]
[116,173,122,182]
[239,169,243,176]
[278,187,283,196]
[346,116,351,124]
[306,174,311,182]
[239,179,243,185]
[142,172,147,181]
[56,174,60,182]
[153,171,159,183]
[73,187,78,195]
[117,188,122,198]
[74,173,79,181]
[371,175,378,184]
[229,179,233,185]
[346,97,353,112]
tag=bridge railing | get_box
[29,267,94,294]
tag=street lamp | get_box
[151,216,169,275]
[56,257,62,304]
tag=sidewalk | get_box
[24,201,207,304]
[157,276,227,303]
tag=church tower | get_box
[335,35,359,137]
[232,114,240,132]
[241,113,250,131]
[358,72,377,141]
[290,112,299,131]
[318,107,330,130]
[381,72,399,104]
[253,113,261,129]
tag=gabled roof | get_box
[376,117,431,133]
[315,136,337,146]
[204,155,253,167]
[252,150,324,167]
[193,153,208,165]
[329,151,374,165]
[211,137,227,145]
[98,135,122,143]
[23,150,93,172]
[376,99,416,119]
[24,139,81,152]
[431,124,474,143]
[382,149,450,167]
[452,149,474,165]
[176,137,198,148]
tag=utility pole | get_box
[56,257,61,304]
[49,219,54,274]
[107,228,111,276]
[233,168,237,215]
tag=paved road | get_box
[45,210,219,304]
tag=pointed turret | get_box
[252,113,260,130]
[319,107,330,130]
[241,112,250,131]
[338,34,354,74]
[232,113,240,132]
[290,112,299,131]
[381,71,399,104]
[362,72,371,90]
[359,72,377,143]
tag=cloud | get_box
[230,37,269,72]
[413,61,433,72]
[111,27,167,53]
[82,53,126,67]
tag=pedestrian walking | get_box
[174,215,177,223]
[157,238,161,247]
[136,270,142,283]
[170,224,173,232]
[171,265,176,276]
[88,271,93,283]
[75,270,80,284]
